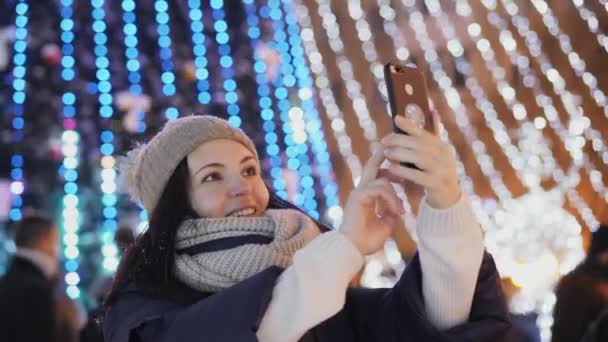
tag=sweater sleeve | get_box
[416,193,485,329]
[256,230,364,342]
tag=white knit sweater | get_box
[256,194,485,341]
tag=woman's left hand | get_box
[381,112,461,209]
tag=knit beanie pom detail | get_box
[117,143,145,204]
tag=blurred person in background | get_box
[552,224,608,342]
[580,305,608,342]
[55,286,85,342]
[0,215,60,342]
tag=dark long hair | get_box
[104,158,331,309]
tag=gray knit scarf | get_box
[174,209,321,292]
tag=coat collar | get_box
[14,247,58,279]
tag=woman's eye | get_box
[243,166,257,177]
[202,172,221,183]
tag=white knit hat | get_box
[119,115,259,213]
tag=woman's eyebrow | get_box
[195,156,255,175]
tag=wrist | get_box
[340,229,364,254]
[426,186,461,209]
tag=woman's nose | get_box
[228,175,252,197]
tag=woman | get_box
[103,114,514,341]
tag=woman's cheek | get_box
[192,188,225,217]
[255,181,270,208]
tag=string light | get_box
[405,0,597,237]
[364,0,502,233]
[345,0,388,98]
[376,0,410,63]
[350,0,503,234]
[600,0,608,15]
[241,0,287,203]
[434,2,559,207]
[428,0,586,219]
[477,4,602,237]
[210,0,243,127]
[294,1,361,226]
[378,0,512,229]
[372,0,490,230]
[412,0,598,231]
[153,0,178,105]
[120,0,150,235]
[398,0,514,206]
[58,0,82,299]
[281,0,341,216]
[448,1,603,226]
[310,0,413,229]
[8,1,29,222]
[570,0,608,55]
[262,0,304,202]
[294,4,362,184]
[312,0,379,144]
[502,0,608,144]
[425,2,588,340]
[312,0,419,230]
[91,0,119,274]
[186,0,212,106]
[496,0,608,164]
[378,0,495,233]
[478,1,608,211]
[494,0,608,177]
[121,0,145,133]
[266,0,323,217]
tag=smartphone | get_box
[383,62,433,169]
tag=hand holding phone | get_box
[383,62,433,169]
[381,62,461,208]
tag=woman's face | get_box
[186,139,269,218]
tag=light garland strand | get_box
[58,0,82,299]
[313,0,417,227]
[569,0,608,55]
[281,0,341,217]
[426,2,587,339]
[153,0,180,121]
[454,2,602,228]
[477,0,605,222]
[8,1,29,222]
[120,0,145,132]
[293,1,364,226]
[186,0,212,106]
[242,0,288,200]
[120,0,150,235]
[344,0,388,99]
[263,0,309,205]
[210,0,243,127]
[311,0,379,144]
[398,0,514,204]
[91,0,120,274]
[500,0,608,149]
[373,0,492,229]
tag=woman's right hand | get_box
[339,146,405,256]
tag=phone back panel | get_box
[383,63,433,134]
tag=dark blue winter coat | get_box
[104,252,515,341]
